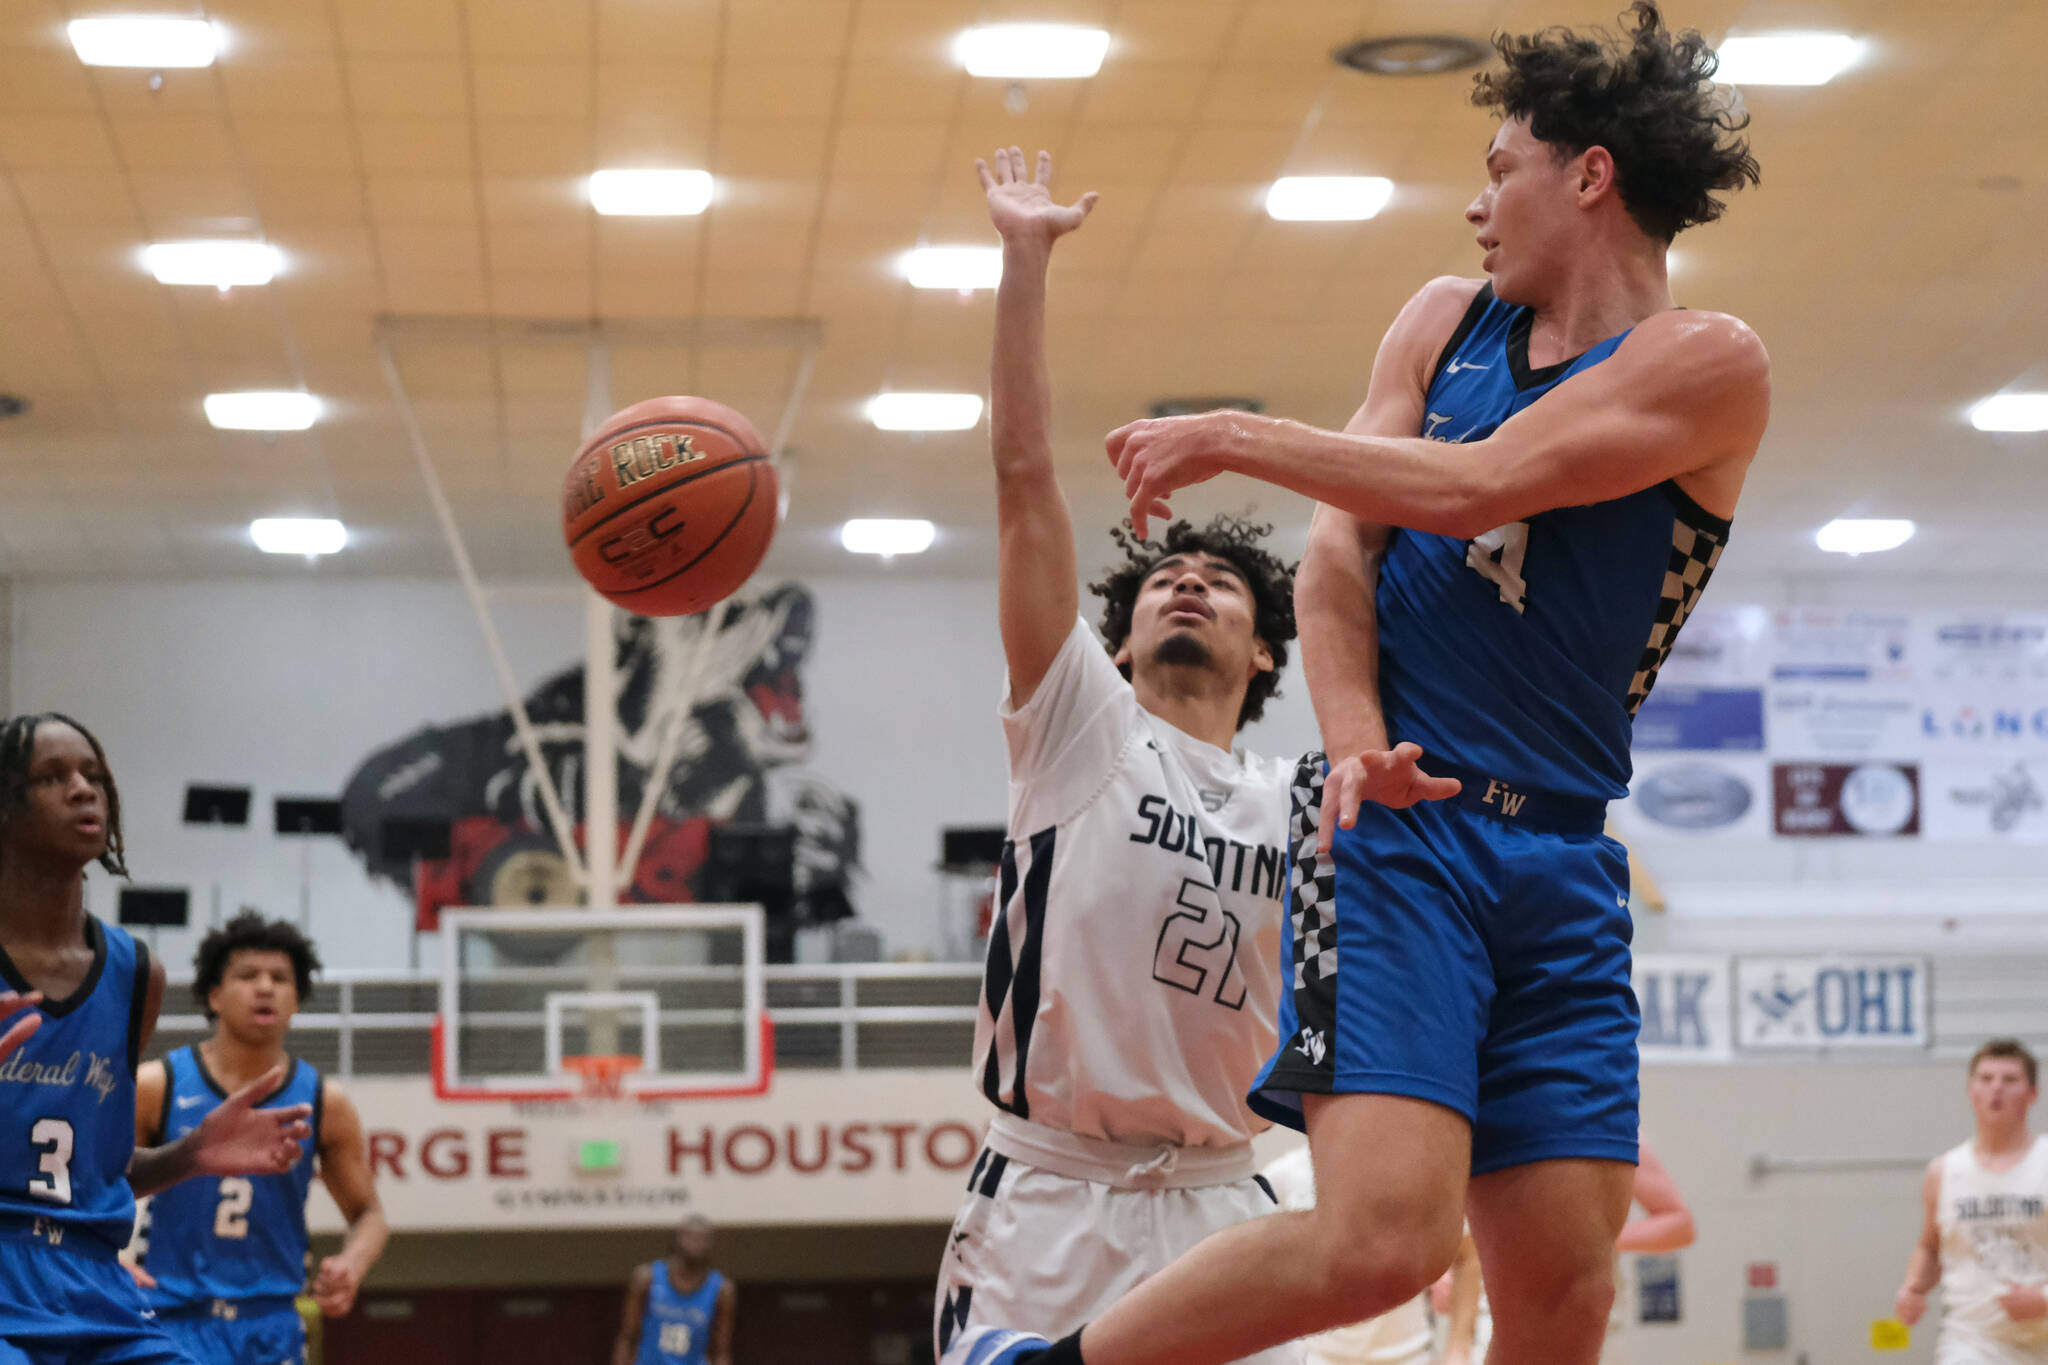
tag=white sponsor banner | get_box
[1766,610,1913,686]
[1633,955,1733,1062]
[1765,686,1921,759]
[1656,605,1772,688]
[305,1071,988,1234]
[1615,755,1769,839]
[1734,956,1930,1050]
[1921,759,2048,842]
[1920,615,2048,685]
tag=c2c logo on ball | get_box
[1633,763,1754,831]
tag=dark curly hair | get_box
[0,713,127,876]
[1472,1,1760,240]
[192,911,322,1021]
[1088,515,1297,730]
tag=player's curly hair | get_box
[0,712,127,876]
[1471,1,1760,240]
[192,910,322,1020]
[1089,514,1297,730]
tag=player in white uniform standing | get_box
[933,146,1299,1365]
[1261,1144,1432,1365]
[1897,1039,2048,1365]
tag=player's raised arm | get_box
[310,1082,390,1316]
[129,1062,312,1196]
[978,146,1101,707]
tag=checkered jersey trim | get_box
[1626,513,1728,715]
[1288,752,1338,989]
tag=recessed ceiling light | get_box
[1333,34,1490,77]
[1713,33,1863,86]
[1815,518,1913,556]
[1969,392,2048,433]
[902,246,1003,291]
[956,25,1110,79]
[205,391,321,431]
[1265,176,1395,222]
[840,519,936,557]
[250,518,346,556]
[588,169,714,217]
[865,392,983,432]
[68,16,221,68]
[143,240,283,288]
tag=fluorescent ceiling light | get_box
[1265,176,1395,222]
[143,240,282,287]
[902,246,1003,291]
[68,16,221,68]
[956,24,1110,79]
[588,168,714,217]
[1815,518,1913,556]
[865,392,983,432]
[204,391,321,431]
[250,518,346,556]
[1969,392,2048,433]
[840,519,936,557]
[1713,33,1863,86]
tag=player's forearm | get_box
[990,239,1057,482]
[128,1134,202,1197]
[1297,509,1391,758]
[610,1337,637,1365]
[1616,1208,1695,1253]
[337,1206,390,1276]
[1903,1245,1941,1295]
[1228,415,1496,539]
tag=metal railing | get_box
[145,953,2048,1081]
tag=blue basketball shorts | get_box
[0,1219,198,1365]
[1249,755,1640,1174]
[155,1301,306,1365]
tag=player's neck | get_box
[1522,238,1674,366]
[1973,1118,2034,1161]
[202,1031,290,1091]
[0,857,89,951]
[1131,669,1240,753]
[666,1256,710,1289]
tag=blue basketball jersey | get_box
[0,915,148,1253]
[1376,283,1731,801]
[142,1046,321,1308]
[635,1264,723,1365]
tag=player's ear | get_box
[1111,638,1133,670]
[1249,636,1274,676]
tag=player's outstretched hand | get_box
[194,1066,313,1176]
[1318,743,1463,853]
[0,992,43,1063]
[1104,410,1256,540]
[979,147,1097,248]
[311,1254,365,1317]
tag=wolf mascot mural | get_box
[340,582,861,936]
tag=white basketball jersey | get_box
[1938,1135,2048,1348]
[973,617,1293,1150]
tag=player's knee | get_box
[1303,1215,1458,1327]
[1494,1255,1615,1336]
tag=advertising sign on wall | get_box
[1772,762,1920,837]
[1734,957,1930,1049]
[1633,955,1733,1062]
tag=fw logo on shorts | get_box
[1297,1028,1327,1066]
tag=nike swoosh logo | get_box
[1445,359,1489,374]
[176,1095,206,1108]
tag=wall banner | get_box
[1734,956,1930,1050]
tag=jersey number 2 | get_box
[1152,879,1246,1010]
[27,1118,73,1204]
[1465,521,1529,614]
[215,1177,254,1239]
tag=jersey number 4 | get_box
[1152,879,1246,1010]
[1465,521,1529,614]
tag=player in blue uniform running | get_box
[0,713,313,1365]
[130,912,388,1365]
[947,6,1770,1365]
[611,1216,735,1365]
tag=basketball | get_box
[561,395,780,617]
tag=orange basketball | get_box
[561,395,780,616]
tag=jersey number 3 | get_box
[27,1118,74,1204]
[1465,521,1529,614]
[1152,879,1246,1010]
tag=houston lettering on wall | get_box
[304,1072,986,1233]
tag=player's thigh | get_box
[89,1324,205,1365]
[1300,1092,1468,1281]
[1465,1157,1633,1321]
[1471,828,1637,1174]
[1255,791,1495,1128]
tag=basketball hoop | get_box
[563,1054,642,1101]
